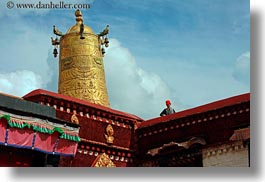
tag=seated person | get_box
[160,100,176,116]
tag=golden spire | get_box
[52,10,110,107]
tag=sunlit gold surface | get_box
[104,124,114,144]
[67,9,94,34]
[93,153,116,167]
[70,113,79,124]
[58,10,110,107]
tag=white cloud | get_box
[233,51,250,84]
[144,55,250,109]
[0,70,44,97]
[104,39,180,119]
[0,15,51,97]
[0,4,176,119]
[0,12,55,97]
[0,15,53,90]
[44,38,181,119]
[0,1,250,122]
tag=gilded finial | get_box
[55,10,110,107]
[75,9,83,23]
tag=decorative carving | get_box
[175,137,206,149]
[104,124,114,144]
[229,128,250,141]
[71,113,79,124]
[92,153,116,167]
[147,137,206,156]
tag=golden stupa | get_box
[52,10,110,107]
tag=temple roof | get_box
[0,92,79,128]
[23,89,143,122]
[138,93,250,129]
[0,92,80,156]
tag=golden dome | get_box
[66,9,94,34]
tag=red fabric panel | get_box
[7,127,34,147]
[0,119,7,143]
[55,139,78,155]
[34,132,59,153]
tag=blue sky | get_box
[0,0,250,119]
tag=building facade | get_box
[136,93,250,167]
[0,10,250,167]
[0,90,250,167]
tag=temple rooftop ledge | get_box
[23,89,143,122]
[138,93,250,129]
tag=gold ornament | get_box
[104,124,114,144]
[71,113,79,124]
[55,10,110,107]
[92,153,116,167]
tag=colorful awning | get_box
[0,111,80,156]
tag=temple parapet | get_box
[23,89,143,167]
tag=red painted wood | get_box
[139,93,250,128]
